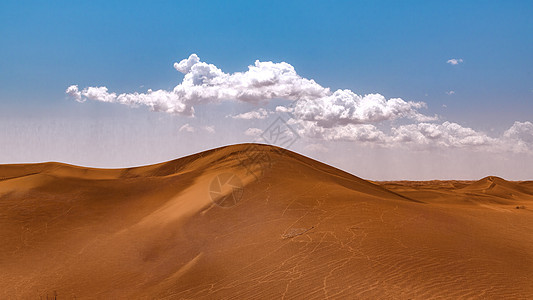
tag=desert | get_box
[3,1,533,299]
[1,144,532,299]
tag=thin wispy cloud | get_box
[179,123,216,133]
[203,125,216,134]
[179,123,195,133]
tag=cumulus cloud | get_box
[244,127,263,137]
[173,53,201,73]
[67,54,328,116]
[275,106,292,113]
[296,120,387,143]
[67,54,435,124]
[66,53,533,154]
[391,122,496,148]
[446,90,455,95]
[502,121,533,153]
[328,124,388,143]
[288,90,437,128]
[66,85,193,115]
[292,118,533,153]
[504,121,533,142]
[447,58,464,65]
[66,53,437,147]
[294,119,503,149]
[66,85,82,102]
[228,108,270,120]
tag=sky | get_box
[1,0,532,180]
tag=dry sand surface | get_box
[1,143,532,299]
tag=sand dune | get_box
[0,144,532,299]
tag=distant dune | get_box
[1,144,532,299]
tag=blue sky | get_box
[1,1,532,179]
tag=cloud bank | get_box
[67,54,532,154]
[66,54,434,124]
[287,120,532,154]
[67,54,328,116]
[290,90,437,128]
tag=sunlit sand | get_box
[1,144,532,298]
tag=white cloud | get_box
[66,85,193,115]
[288,90,436,128]
[66,85,82,102]
[179,123,195,133]
[295,120,387,143]
[503,121,533,153]
[67,54,433,124]
[324,124,387,143]
[66,54,533,155]
[173,53,201,73]
[178,123,215,134]
[447,58,464,65]
[391,122,496,148]
[68,54,328,116]
[295,120,504,150]
[275,105,291,113]
[503,121,533,143]
[504,121,533,142]
[228,108,270,120]
[68,53,439,147]
[244,127,263,137]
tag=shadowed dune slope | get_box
[0,144,532,299]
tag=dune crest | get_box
[1,144,532,299]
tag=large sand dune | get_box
[1,144,532,299]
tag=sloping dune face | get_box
[0,144,532,299]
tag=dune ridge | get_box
[0,143,532,299]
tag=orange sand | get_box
[1,144,532,299]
